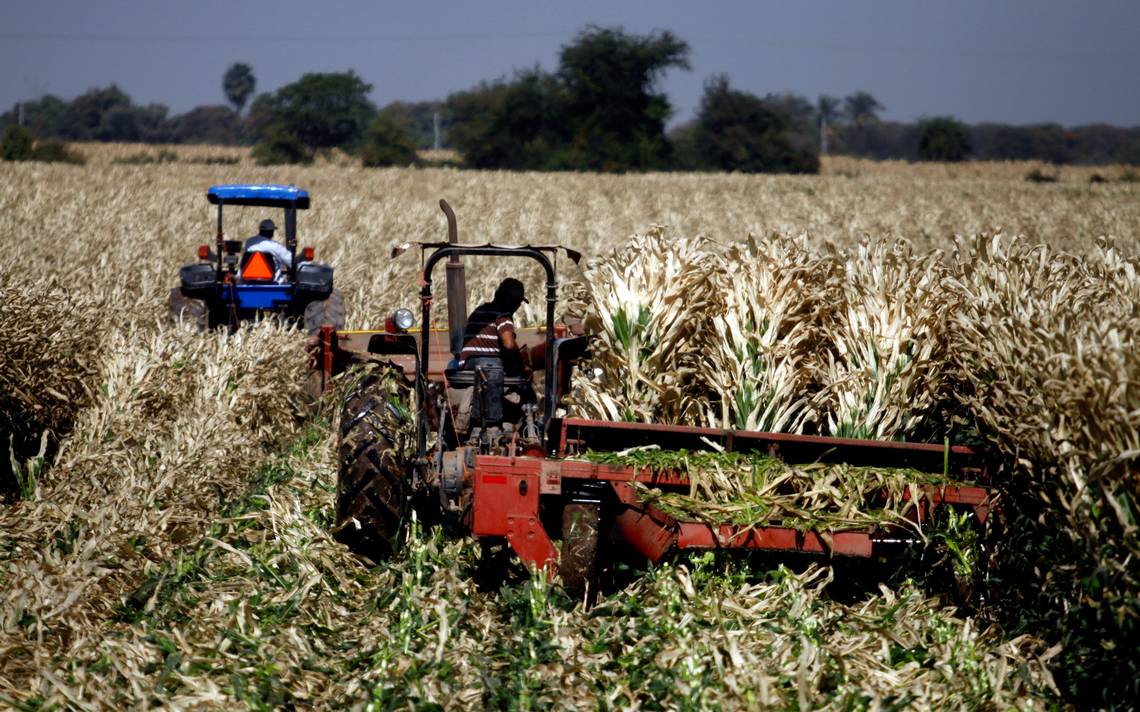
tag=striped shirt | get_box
[459,304,515,366]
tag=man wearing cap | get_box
[244,218,293,282]
[460,278,533,437]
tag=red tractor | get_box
[314,201,996,596]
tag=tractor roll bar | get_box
[419,245,558,447]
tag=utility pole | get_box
[819,114,828,155]
[433,110,441,151]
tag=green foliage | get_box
[1,125,34,160]
[678,75,819,174]
[446,70,565,170]
[972,122,1072,163]
[378,100,446,149]
[29,140,85,165]
[918,117,971,161]
[164,105,240,145]
[7,432,48,500]
[360,112,419,167]
[0,95,68,137]
[255,71,376,153]
[222,63,256,114]
[1,126,85,165]
[447,26,689,172]
[57,85,168,142]
[844,90,884,124]
[251,124,314,165]
[556,25,690,171]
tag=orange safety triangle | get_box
[243,251,275,281]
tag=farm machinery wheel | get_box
[166,288,208,330]
[560,502,601,600]
[303,289,345,336]
[334,368,412,562]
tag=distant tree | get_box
[253,71,376,156]
[54,85,170,142]
[0,95,68,138]
[680,75,819,174]
[763,92,818,154]
[446,26,689,171]
[556,26,690,170]
[379,100,447,149]
[29,139,85,164]
[165,105,240,144]
[447,69,565,170]
[1,125,35,160]
[817,94,841,154]
[242,92,278,144]
[360,112,419,167]
[970,122,1072,164]
[844,90,884,124]
[1,125,84,164]
[251,123,313,165]
[222,63,256,114]
[918,116,971,161]
[831,120,918,160]
[60,85,133,139]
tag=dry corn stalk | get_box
[697,233,836,433]
[566,226,719,423]
[812,241,950,440]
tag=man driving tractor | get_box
[459,278,534,440]
[244,218,293,282]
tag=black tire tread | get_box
[334,370,411,561]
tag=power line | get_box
[0,30,572,43]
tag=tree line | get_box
[3,26,1139,172]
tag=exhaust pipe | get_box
[439,199,467,360]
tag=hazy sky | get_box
[2,1,1138,127]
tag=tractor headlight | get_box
[391,308,415,332]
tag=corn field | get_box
[1,145,1138,709]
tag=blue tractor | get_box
[169,184,344,333]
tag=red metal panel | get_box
[676,524,874,557]
[505,515,558,573]
[471,460,558,572]
[614,509,676,562]
[472,464,541,536]
[907,485,998,523]
[610,482,677,562]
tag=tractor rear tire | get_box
[167,288,208,330]
[304,289,345,336]
[334,369,411,562]
[561,502,601,601]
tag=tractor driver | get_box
[244,218,292,282]
[459,278,534,437]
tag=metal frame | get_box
[414,244,560,455]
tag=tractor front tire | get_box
[303,289,345,336]
[334,369,411,562]
[167,288,208,330]
[561,502,601,601]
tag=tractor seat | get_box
[444,367,531,389]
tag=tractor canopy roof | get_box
[207,184,310,209]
